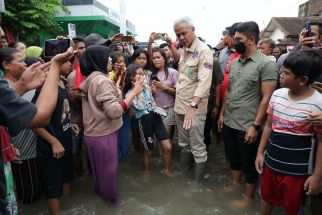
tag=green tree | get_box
[1,0,69,45]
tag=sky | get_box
[99,0,308,46]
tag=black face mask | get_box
[234,41,246,54]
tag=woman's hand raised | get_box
[132,77,145,96]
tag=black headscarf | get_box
[80,45,112,76]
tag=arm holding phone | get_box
[165,36,180,63]
[300,21,320,48]
[147,32,160,61]
[151,77,176,95]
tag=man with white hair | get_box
[170,16,213,181]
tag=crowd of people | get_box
[0,16,322,215]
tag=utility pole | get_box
[119,0,126,34]
[0,0,4,12]
[0,0,5,30]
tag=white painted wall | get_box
[269,28,285,41]
[58,5,110,17]
[56,5,120,24]
[56,2,135,33]
[57,5,95,16]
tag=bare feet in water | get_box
[161,169,175,178]
[222,181,241,193]
[115,197,126,206]
[143,171,151,182]
[230,195,254,209]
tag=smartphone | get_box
[68,23,76,38]
[157,33,167,40]
[306,21,312,37]
[151,75,160,81]
[44,39,70,58]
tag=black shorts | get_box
[38,153,73,199]
[223,124,260,184]
[138,112,169,150]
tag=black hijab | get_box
[80,45,112,76]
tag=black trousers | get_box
[203,109,213,147]
[222,124,260,184]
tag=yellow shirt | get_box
[174,37,213,115]
[109,70,122,86]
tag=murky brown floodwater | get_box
[19,135,304,215]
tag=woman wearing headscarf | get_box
[24,46,44,63]
[79,45,144,204]
[24,46,42,58]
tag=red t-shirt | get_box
[222,52,240,101]
[73,61,85,89]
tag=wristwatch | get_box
[190,101,198,109]
[251,123,261,131]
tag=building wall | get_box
[58,5,115,21]
[298,0,322,17]
[298,2,308,17]
[57,5,95,16]
[269,28,285,41]
[59,0,135,33]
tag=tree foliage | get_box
[1,0,69,44]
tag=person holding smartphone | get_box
[277,22,322,76]
[150,47,179,140]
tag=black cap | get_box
[85,33,109,47]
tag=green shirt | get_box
[224,50,277,131]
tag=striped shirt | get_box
[11,89,37,160]
[265,88,322,176]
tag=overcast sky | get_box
[100,0,308,46]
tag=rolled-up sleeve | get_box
[95,80,124,120]
[194,49,213,98]
[261,60,278,82]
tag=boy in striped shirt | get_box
[255,50,322,215]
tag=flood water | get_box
[20,136,294,215]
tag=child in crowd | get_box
[124,64,172,179]
[109,51,127,88]
[255,50,322,215]
[109,50,131,160]
[132,49,151,83]
[67,37,87,177]
[33,59,74,215]
[130,49,151,153]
